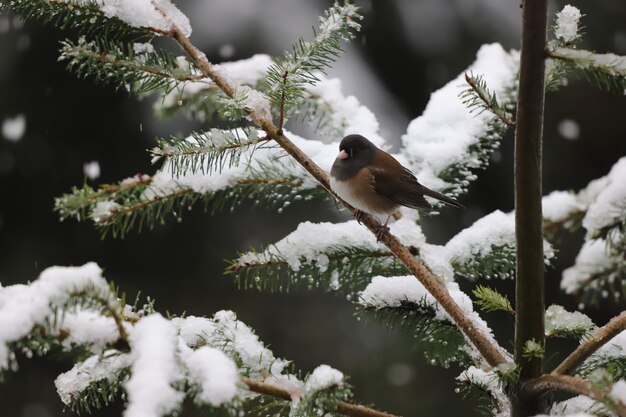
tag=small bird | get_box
[330,134,463,241]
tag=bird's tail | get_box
[420,186,464,209]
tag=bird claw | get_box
[354,209,366,224]
[375,225,389,242]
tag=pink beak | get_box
[338,149,349,160]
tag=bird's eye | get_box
[349,148,354,158]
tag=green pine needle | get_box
[59,37,199,96]
[472,285,515,315]
[3,0,150,39]
[522,339,544,360]
[461,73,516,128]
[265,2,362,111]
[151,128,271,178]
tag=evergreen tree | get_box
[1,1,626,416]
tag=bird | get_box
[329,134,463,241]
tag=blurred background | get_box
[1,0,625,416]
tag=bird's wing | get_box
[369,152,433,211]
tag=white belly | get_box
[329,176,388,220]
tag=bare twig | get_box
[242,377,400,417]
[553,311,626,375]
[169,27,509,368]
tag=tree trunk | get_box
[512,0,549,415]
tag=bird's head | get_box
[336,134,377,165]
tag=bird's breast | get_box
[330,169,398,219]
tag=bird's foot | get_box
[354,209,366,224]
[375,225,389,242]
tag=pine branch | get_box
[554,311,626,376]
[3,0,151,39]
[472,285,515,315]
[461,72,516,128]
[55,172,326,238]
[453,245,517,282]
[265,3,362,111]
[169,3,510,368]
[151,129,271,178]
[549,47,626,93]
[359,303,472,368]
[522,339,544,360]
[228,246,405,297]
[59,37,204,96]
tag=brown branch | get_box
[523,374,626,417]
[169,27,509,368]
[513,0,549,414]
[553,311,626,375]
[242,377,400,417]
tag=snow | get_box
[83,161,101,180]
[0,263,108,369]
[174,311,289,379]
[401,43,519,191]
[180,344,239,407]
[124,313,184,417]
[583,157,626,235]
[542,191,584,223]
[554,5,582,43]
[304,364,343,393]
[535,413,595,417]
[91,200,121,222]
[561,239,617,294]
[99,0,192,37]
[212,310,289,377]
[544,305,595,337]
[2,114,26,142]
[611,380,626,406]
[55,351,132,405]
[53,308,120,351]
[558,119,580,140]
[553,47,626,75]
[446,210,554,265]
[549,395,607,416]
[457,366,510,417]
[306,78,385,147]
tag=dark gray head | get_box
[330,134,378,180]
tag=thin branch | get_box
[553,311,626,375]
[169,23,509,368]
[242,377,400,417]
[523,374,626,417]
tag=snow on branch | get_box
[230,211,454,296]
[545,305,596,339]
[549,47,626,93]
[447,210,554,281]
[2,264,398,417]
[553,5,583,45]
[401,43,519,198]
[0,262,114,370]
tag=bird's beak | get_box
[338,149,349,160]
